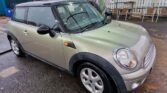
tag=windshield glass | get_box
[56,2,105,33]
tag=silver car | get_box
[7,0,156,93]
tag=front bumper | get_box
[122,45,156,91]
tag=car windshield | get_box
[56,2,106,33]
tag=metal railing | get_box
[97,0,167,22]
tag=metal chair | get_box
[142,7,156,22]
[155,0,167,22]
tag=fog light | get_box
[132,82,139,89]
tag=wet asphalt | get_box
[0,18,167,93]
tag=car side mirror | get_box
[37,25,50,35]
[104,8,112,23]
[105,8,112,17]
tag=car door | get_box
[22,6,66,68]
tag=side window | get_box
[13,7,26,22]
[27,7,55,28]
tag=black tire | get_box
[77,62,115,93]
[9,38,25,57]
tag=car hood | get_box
[75,20,150,48]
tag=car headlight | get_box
[113,48,137,70]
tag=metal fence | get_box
[102,0,167,9]
[96,0,167,22]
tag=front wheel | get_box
[77,63,115,93]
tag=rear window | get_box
[13,7,27,22]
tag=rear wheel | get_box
[10,38,25,57]
[77,63,115,93]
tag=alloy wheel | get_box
[80,68,104,93]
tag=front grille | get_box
[144,45,156,68]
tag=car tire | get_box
[77,62,115,93]
[10,38,25,57]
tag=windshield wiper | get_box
[80,24,92,32]
[80,21,102,32]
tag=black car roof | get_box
[16,0,87,7]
